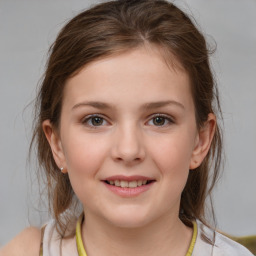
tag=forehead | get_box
[71,44,186,80]
[63,46,193,111]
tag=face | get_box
[44,46,214,229]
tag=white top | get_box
[42,219,254,256]
[193,220,254,256]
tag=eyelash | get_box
[81,114,108,128]
[81,113,174,128]
[147,114,174,127]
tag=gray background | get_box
[0,0,255,246]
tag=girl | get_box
[1,0,253,255]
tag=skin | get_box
[1,46,215,256]
[0,227,40,256]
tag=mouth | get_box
[104,180,155,188]
[102,175,156,197]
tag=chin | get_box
[104,208,153,229]
[110,218,149,229]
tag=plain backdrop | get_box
[0,0,256,246]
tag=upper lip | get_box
[103,175,155,182]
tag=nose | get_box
[111,124,146,165]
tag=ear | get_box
[42,120,67,173]
[189,113,216,169]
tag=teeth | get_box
[137,180,143,186]
[120,181,128,188]
[128,181,137,188]
[108,180,149,187]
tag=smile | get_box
[102,176,155,197]
[105,180,153,188]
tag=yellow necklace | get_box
[76,214,87,256]
[186,221,198,256]
[75,215,197,256]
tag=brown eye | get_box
[82,115,107,127]
[147,114,174,127]
[153,116,166,126]
[91,117,104,126]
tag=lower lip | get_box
[103,182,154,197]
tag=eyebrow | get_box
[72,101,112,110]
[72,100,185,111]
[142,100,185,110]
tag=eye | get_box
[82,115,108,127]
[147,114,174,127]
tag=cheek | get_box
[150,133,195,175]
[62,132,109,176]
[61,133,110,204]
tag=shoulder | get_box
[0,227,41,256]
[214,231,254,256]
[193,220,254,256]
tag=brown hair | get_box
[31,0,223,235]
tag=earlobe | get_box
[190,113,216,170]
[42,120,67,173]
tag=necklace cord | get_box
[76,214,87,256]
[75,215,197,256]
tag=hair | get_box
[31,0,223,236]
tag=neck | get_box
[81,211,193,256]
